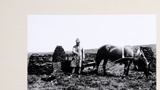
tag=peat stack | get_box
[52,45,72,72]
[52,46,66,62]
[141,46,156,72]
[28,54,53,75]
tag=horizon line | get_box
[28,43,156,53]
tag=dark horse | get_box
[94,44,149,78]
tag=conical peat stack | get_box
[52,46,66,62]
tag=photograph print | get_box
[28,15,156,90]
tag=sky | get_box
[28,15,156,52]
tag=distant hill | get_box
[28,52,53,58]
[84,44,156,54]
[28,44,156,55]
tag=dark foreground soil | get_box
[28,62,156,90]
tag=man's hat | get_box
[76,38,80,43]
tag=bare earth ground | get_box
[28,62,156,90]
[28,44,156,90]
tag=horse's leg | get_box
[133,60,139,70]
[95,58,101,74]
[126,60,131,76]
[122,64,127,79]
[122,60,131,78]
[144,68,148,78]
[143,63,149,78]
[72,67,75,74]
[122,60,129,78]
[103,59,108,75]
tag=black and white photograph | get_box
[28,15,156,90]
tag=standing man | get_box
[71,38,85,75]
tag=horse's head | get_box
[134,46,150,78]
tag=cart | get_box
[61,56,96,73]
